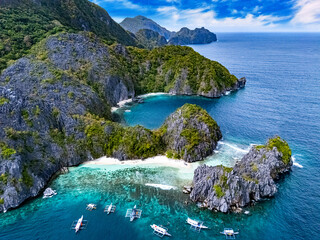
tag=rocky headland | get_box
[189,136,292,212]
[0,0,245,213]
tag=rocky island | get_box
[189,136,292,212]
[120,15,217,47]
[168,27,217,45]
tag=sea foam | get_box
[145,183,177,190]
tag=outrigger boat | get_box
[151,224,171,238]
[125,205,142,222]
[86,203,97,211]
[186,217,208,232]
[71,215,88,233]
[104,203,116,214]
[220,228,239,239]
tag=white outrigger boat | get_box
[220,228,239,239]
[151,224,171,238]
[186,217,208,232]
[104,203,116,214]
[86,203,97,211]
[71,215,88,233]
[125,205,142,222]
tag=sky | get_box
[91,0,320,32]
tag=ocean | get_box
[0,33,319,240]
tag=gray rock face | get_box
[190,137,292,212]
[161,104,222,162]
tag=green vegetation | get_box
[251,163,258,172]
[0,198,4,204]
[214,184,225,198]
[21,166,33,187]
[49,128,66,146]
[67,91,74,99]
[33,105,41,117]
[180,128,201,153]
[5,128,32,140]
[255,145,265,150]
[242,174,259,184]
[0,173,8,185]
[81,114,164,159]
[180,104,220,138]
[0,0,137,72]
[127,46,238,95]
[21,109,33,127]
[52,107,60,118]
[0,142,16,159]
[255,136,292,165]
[267,136,292,165]
[0,97,9,105]
[0,6,68,72]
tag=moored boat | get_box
[75,215,83,233]
[186,217,208,229]
[220,228,239,239]
[151,224,171,237]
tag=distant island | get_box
[120,15,217,48]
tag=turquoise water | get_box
[1,33,320,239]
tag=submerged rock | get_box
[190,136,292,212]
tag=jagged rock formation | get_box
[135,29,167,49]
[160,104,222,162]
[168,27,217,45]
[120,15,175,39]
[190,137,292,212]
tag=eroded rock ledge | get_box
[190,136,292,213]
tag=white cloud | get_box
[291,0,320,24]
[92,0,142,10]
[166,0,180,3]
[156,6,291,32]
[252,6,262,13]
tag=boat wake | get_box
[292,156,303,168]
[145,183,177,190]
[219,141,250,153]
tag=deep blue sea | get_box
[0,33,319,240]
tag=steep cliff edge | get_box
[160,104,222,162]
[190,136,292,212]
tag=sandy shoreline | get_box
[82,155,194,169]
[111,92,170,112]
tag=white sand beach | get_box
[82,155,193,169]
